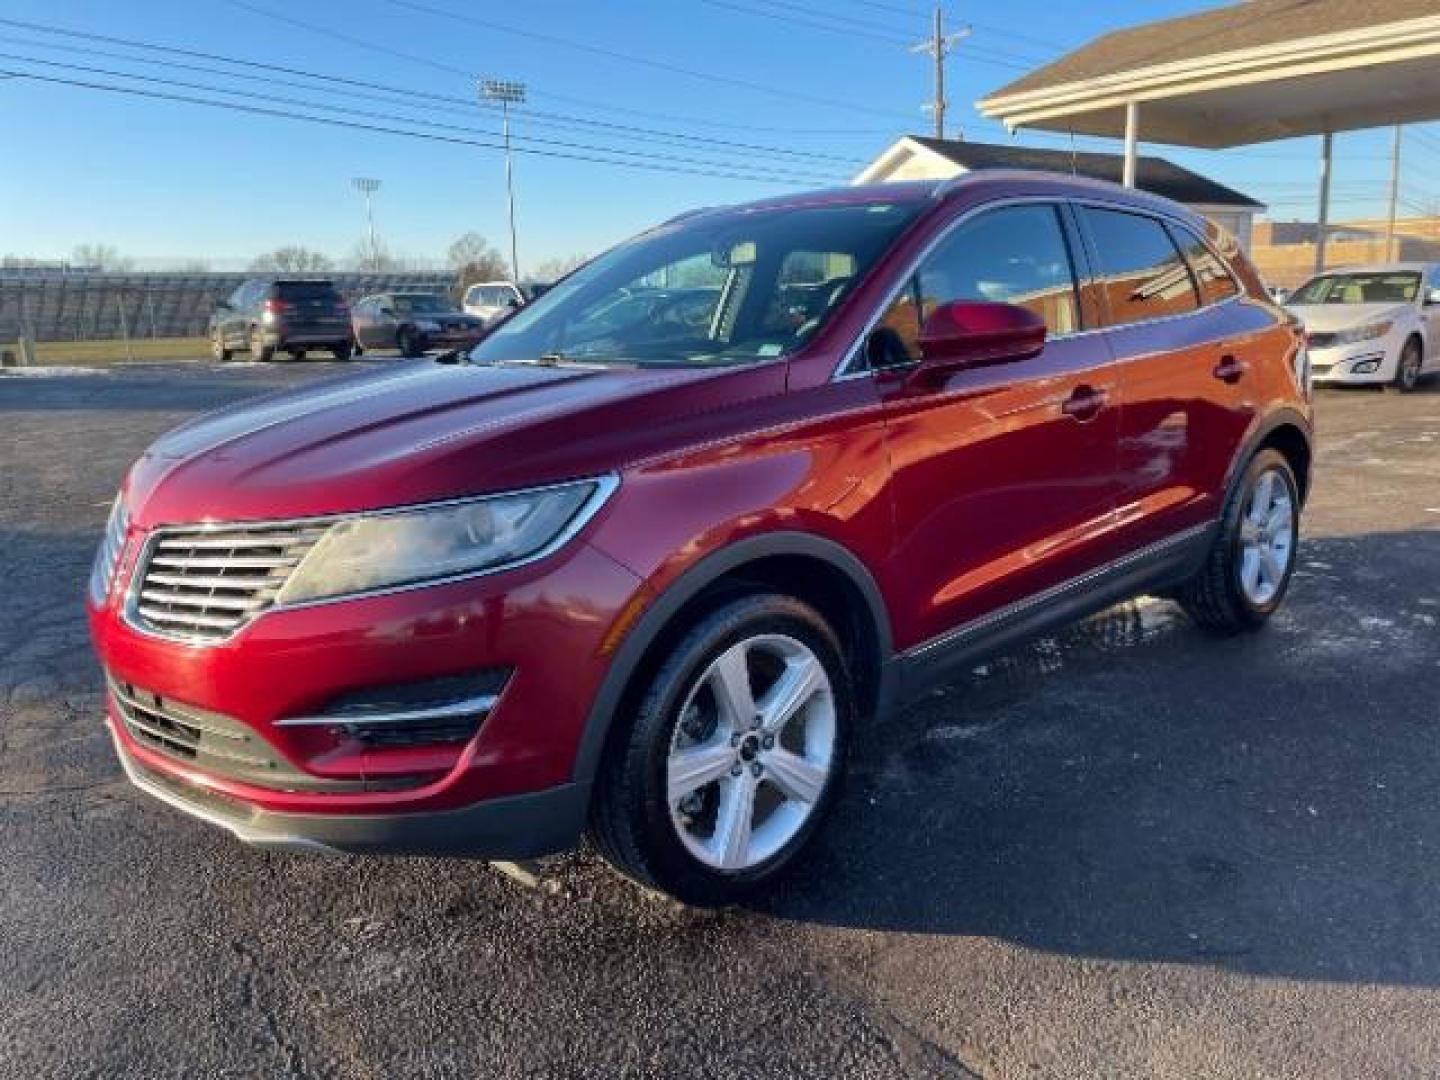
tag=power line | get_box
[0,49,845,182]
[376,0,917,121]
[694,0,910,45]
[0,67,844,186]
[0,17,866,166]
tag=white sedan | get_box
[1286,263,1440,392]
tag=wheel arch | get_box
[571,532,894,788]
[1226,408,1313,506]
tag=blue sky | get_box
[1,0,1435,271]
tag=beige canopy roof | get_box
[978,0,1440,148]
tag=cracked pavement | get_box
[2,361,1438,1078]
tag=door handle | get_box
[1213,355,1247,384]
[1060,385,1107,423]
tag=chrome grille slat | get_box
[110,683,247,741]
[139,588,270,612]
[131,521,326,641]
[145,571,284,591]
[149,554,300,570]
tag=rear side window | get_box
[275,281,340,302]
[1168,223,1239,306]
[1081,207,1199,326]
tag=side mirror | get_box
[913,300,1046,379]
[506,296,523,309]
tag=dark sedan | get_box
[352,292,487,357]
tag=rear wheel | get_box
[249,331,274,363]
[1391,337,1423,392]
[288,348,307,362]
[1178,448,1299,633]
[331,342,354,361]
[590,594,852,906]
[397,326,423,358]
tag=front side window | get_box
[1081,207,1199,326]
[1168,223,1239,306]
[862,203,1080,369]
[1290,271,1421,305]
[391,294,450,315]
[471,202,923,367]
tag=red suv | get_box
[88,173,1312,904]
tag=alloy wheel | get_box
[666,633,836,872]
[1237,467,1295,606]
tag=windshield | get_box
[1289,271,1420,305]
[392,294,451,314]
[469,202,924,367]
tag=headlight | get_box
[277,477,616,605]
[1330,320,1393,345]
[89,493,128,604]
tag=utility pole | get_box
[910,6,970,140]
[351,177,381,268]
[481,78,526,283]
[1384,124,1403,262]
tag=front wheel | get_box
[1391,337,1423,393]
[589,594,852,906]
[210,330,232,362]
[330,342,354,361]
[1178,448,1299,633]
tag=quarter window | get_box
[1081,207,1200,326]
[863,203,1081,369]
[1168,223,1239,306]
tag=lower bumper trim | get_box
[111,725,590,860]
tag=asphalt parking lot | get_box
[2,361,1438,1078]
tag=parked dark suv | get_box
[210,278,353,362]
[91,172,1312,905]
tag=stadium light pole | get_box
[352,177,381,268]
[480,78,525,283]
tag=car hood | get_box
[1286,302,1410,333]
[124,360,773,527]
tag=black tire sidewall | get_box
[1224,449,1300,619]
[617,595,853,903]
[1398,340,1422,391]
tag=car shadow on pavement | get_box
[761,528,1440,987]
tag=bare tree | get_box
[71,243,135,272]
[447,232,509,288]
[350,237,401,273]
[249,246,334,273]
[528,253,590,282]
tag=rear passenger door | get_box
[874,201,1123,649]
[1075,206,1257,547]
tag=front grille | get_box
[131,522,328,641]
[107,675,364,792]
[88,499,127,604]
[1306,331,1338,349]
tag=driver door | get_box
[872,201,1123,653]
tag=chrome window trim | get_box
[121,474,621,648]
[833,193,1242,382]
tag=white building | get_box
[856,135,1264,250]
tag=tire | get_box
[210,330,232,363]
[397,327,423,358]
[331,342,354,361]
[1178,448,1299,634]
[288,349,307,362]
[1391,337,1423,393]
[589,593,853,906]
[249,332,275,363]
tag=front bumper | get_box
[90,536,644,845]
[111,721,591,858]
